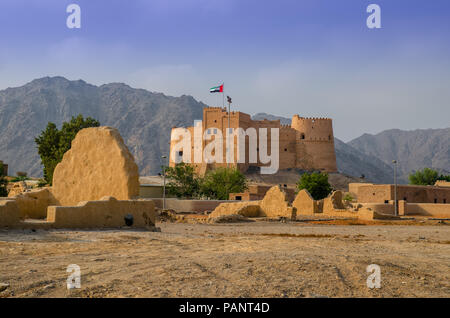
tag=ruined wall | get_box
[52,127,140,206]
[152,198,227,213]
[12,188,57,219]
[0,200,20,227]
[46,197,155,228]
[259,186,296,220]
[292,189,319,215]
[209,201,261,218]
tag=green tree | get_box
[0,162,8,197]
[437,174,450,182]
[200,167,247,200]
[35,115,100,184]
[164,163,202,199]
[408,168,439,185]
[296,172,332,200]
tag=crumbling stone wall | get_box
[46,196,155,229]
[259,186,296,220]
[292,189,319,215]
[52,127,140,206]
[208,185,296,220]
[209,201,261,218]
[11,188,57,219]
[0,200,20,227]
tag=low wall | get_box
[12,188,57,219]
[152,198,233,213]
[0,200,20,227]
[209,202,261,218]
[46,197,156,228]
[359,203,395,215]
[404,203,450,218]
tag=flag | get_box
[210,84,224,93]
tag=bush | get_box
[296,172,332,200]
[164,163,202,199]
[35,115,100,184]
[343,193,354,202]
[10,176,29,182]
[408,168,439,186]
[200,167,247,200]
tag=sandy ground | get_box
[0,221,449,298]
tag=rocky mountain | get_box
[1,77,448,184]
[349,128,450,182]
[0,76,205,176]
[252,113,292,125]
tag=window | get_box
[235,196,242,201]
[444,199,447,204]
[403,197,407,201]
[384,200,389,204]
[434,198,438,203]
[178,151,183,157]
[300,133,305,140]
[213,128,217,134]
[284,148,287,152]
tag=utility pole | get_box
[227,96,232,168]
[162,155,168,210]
[392,160,398,216]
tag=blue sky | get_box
[1,0,449,141]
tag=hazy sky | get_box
[1,0,449,141]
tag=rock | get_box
[51,127,140,206]
[0,283,10,292]
[43,283,55,290]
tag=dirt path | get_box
[0,222,449,297]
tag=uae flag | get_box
[210,84,224,93]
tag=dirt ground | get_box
[0,220,449,298]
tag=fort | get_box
[169,106,337,175]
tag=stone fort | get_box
[170,107,337,175]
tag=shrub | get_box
[164,163,202,199]
[408,168,439,186]
[200,167,247,200]
[296,172,332,200]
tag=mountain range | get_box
[0,77,448,184]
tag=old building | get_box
[349,183,450,204]
[169,107,337,175]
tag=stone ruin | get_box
[52,127,140,206]
[208,187,397,221]
[209,185,297,221]
[0,127,156,229]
